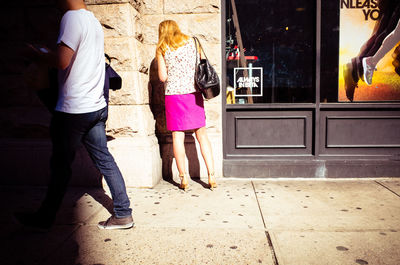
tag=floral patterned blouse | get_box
[164,38,198,95]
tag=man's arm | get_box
[42,42,75,70]
[55,42,75,70]
[28,42,75,70]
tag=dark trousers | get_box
[39,106,132,219]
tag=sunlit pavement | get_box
[1,178,400,265]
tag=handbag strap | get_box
[193,36,210,64]
[105,53,112,65]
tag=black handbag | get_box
[104,53,122,103]
[193,37,220,99]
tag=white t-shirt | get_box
[55,9,106,114]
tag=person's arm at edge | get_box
[156,51,168,82]
[42,42,75,70]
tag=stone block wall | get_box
[86,0,163,187]
[0,0,222,187]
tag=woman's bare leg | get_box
[194,127,215,181]
[172,131,186,177]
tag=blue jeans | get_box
[40,107,132,219]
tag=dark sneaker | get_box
[97,215,134,230]
[14,211,54,231]
[343,62,358,102]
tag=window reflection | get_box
[226,0,315,104]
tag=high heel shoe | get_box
[208,172,217,190]
[179,173,189,191]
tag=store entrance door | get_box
[223,0,318,177]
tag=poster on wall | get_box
[339,0,400,102]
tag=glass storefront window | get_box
[225,0,316,104]
[322,0,400,103]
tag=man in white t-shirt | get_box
[15,0,133,230]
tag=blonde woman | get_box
[156,20,216,190]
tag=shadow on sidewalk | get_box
[1,186,114,265]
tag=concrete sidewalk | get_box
[1,178,400,265]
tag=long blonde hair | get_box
[156,20,190,56]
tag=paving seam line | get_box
[251,181,279,265]
[375,181,400,198]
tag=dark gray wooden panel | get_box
[326,116,400,148]
[320,110,400,155]
[235,116,306,148]
[226,110,313,156]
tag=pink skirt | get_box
[165,92,206,131]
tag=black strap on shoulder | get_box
[105,53,111,65]
[193,36,209,63]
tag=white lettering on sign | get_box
[233,67,263,97]
[237,77,260,88]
